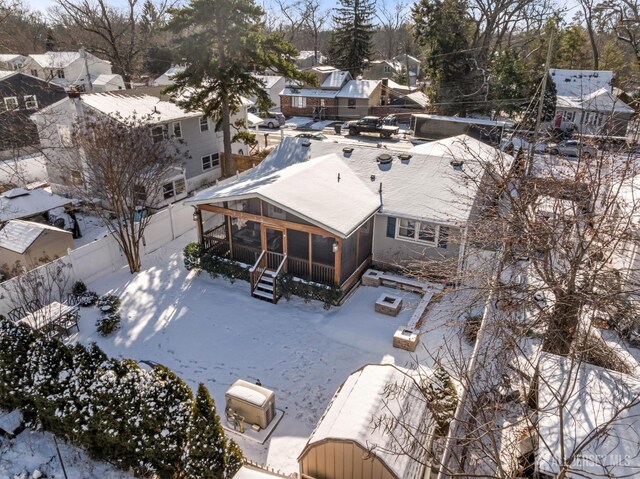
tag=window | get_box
[30,69,38,77]
[348,98,356,109]
[562,111,575,122]
[199,117,209,132]
[172,122,182,138]
[202,153,220,171]
[70,170,83,185]
[395,217,449,249]
[24,95,38,109]
[56,69,65,79]
[134,185,147,204]
[3,97,18,110]
[384,65,392,73]
[292,96,306,108]
[151,125,164,143]
[163,178,186,200]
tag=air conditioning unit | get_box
[225,379,276,430]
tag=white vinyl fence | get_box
[0,202,197,317]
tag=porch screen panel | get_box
[286,229,310,279]
[340,233,358,284]
[358,218,374,265]
[312,234,335,285]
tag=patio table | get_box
[18,301,79,336]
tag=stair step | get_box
[253,290,274,301]
[260,275,275,284]
[257,283,274,292]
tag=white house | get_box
[92,73,125,92]
[152,65,186,87]
[250,74,286,110]
[0,54,28,71]
[32,92,250,207]
[550,68,635,136]
[23,49,121,92]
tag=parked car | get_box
[499,137,546,154]
[248,107,285,129]
[295,133,327,141]
[347,116,400,138]
[547,140,597,158]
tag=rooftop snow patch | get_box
[282,87,339,99]
[336,80,380,99]
[549,68,614,98]
[321,71,350,89]
[0,188,72,222]
[29,51,109,68]
[252,74,284,89]
[81,93,201,123]
[0,220,71,254]
[186,138,380,237]
[302,364,433,479]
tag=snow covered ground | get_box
[44,232,464,474]
[72,214,109,248]
[0,417,134,479]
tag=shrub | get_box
[183,242,204,271]
[71,280,88,296]
[423,366,458,436]
[200,253,250,282]
[277,274,341,309]
[97,294,121,313]
[78,291,99,307]
[96,312,121,336]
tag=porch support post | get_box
[196,207,204,244]
[308,233,313,280]
[226,215,234,259]
[334,237,342,286]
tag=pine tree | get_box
[327,0,375,77]
[184,383,239,478]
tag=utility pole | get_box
[527,30,554,176]
[81,45,93,93]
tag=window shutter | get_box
[386,217,396,238]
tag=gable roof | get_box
[301,364,433,479]
[0,219,70,254]
[281,87,339,99]
[81,93,201,123]
[29,51,110,70]
[186,140,380,237]
[0,188,72,222]
[92,73,124,87]
[537,353,640,479]
[321,70,351,89]
[336,79,380,99]
[0,70,14,80]
[550,68,613,98]
[0,54,27,63]
[252,74,285,89]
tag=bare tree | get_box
[602,0,640,68]
[578,0,601,69]
[300,0,327,65]
[375,0,408,59]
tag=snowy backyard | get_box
[42,231,467,475]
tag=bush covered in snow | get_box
[71,280,88,296]
[0,318,241,478]
[183,242,204,271]
[78,291,99,307]
[96,294,121,312]
[96,312,121,336]
[277,273,342,309]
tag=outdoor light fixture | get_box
[332,242,339,253]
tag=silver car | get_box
[548,140,597,158]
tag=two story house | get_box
[32,92,250,208]
[0,71,67,155]
[0,54,28,72]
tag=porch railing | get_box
[288,256,336,286]
[249,250,267,293]
[250,251,287,302]
[233,243,261,265]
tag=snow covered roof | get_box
[81,93,201,123]
[233,465,288,479]
[297,50,323,61]
[281,87,338,99]
[0,219,70,254]
[252,74,284,90]
[301,364,433,479]
[411,113,511,127]
[321,71,350,89]
[550,68,613,98]
[186,139,380,237]
[226,380,274,407]
[0,188,72,222]
[336,80,380,99]
[557,88,634,114]
[397,91,429,108]
[29,51,109,69]
[92,73,124,87]
[0,54,26,63]
[537,353,640,479]
[385,79,415,94]
[0,70,14,80]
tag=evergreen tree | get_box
[327,0,375,77]
[557,23,592,70]
[184,383,242,478]
[166,0,314,176]
[412,0,476,114]
[392,65,409,86]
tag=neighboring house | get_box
[298,364,434,479]
[0,54,28,71]
[321,71,351,90]
[152,65,186,87]
[365,59,418,86]
[23,49,118,92]
[280,86,339,119]
[305,65,339,85]
[296,50,325,69]
[393,53,421,80]
[92,74,125,92]
[549,68,635,136]
[335,80,382,119]
[32,93,250,207]
[0,219,72,275]
[0,71,67,154]
[390,91,430,110]
[536,353,640,479]
[0,187,72,223]
[250,75,286,110]
[186,135,511,300]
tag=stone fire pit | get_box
[375,293,403,316]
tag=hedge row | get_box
[0,319,242,478]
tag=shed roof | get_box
[301,364,433,479]
[186,139,380,237]
[537,353,640,479]
[81,93,200,123]
[336,80,380,99]
[0,219,70,254]
[0,188,72,222]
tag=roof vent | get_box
[377,153,393,164]
[450,159,464,170]
[342,146,354,154]
[399,153,412,162]
[301,141,311,147]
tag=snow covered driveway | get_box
[73,234,424,473]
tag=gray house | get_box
[32,92,249,207]
[187,135,511,300]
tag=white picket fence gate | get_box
[0,201,197,317]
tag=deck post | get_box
[195,207,204,243]
[226,215,234,259]
[308,233,313,280]
[334,237,342,286]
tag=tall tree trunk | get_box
[222,99,234,177]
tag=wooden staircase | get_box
[250,251,287,303]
